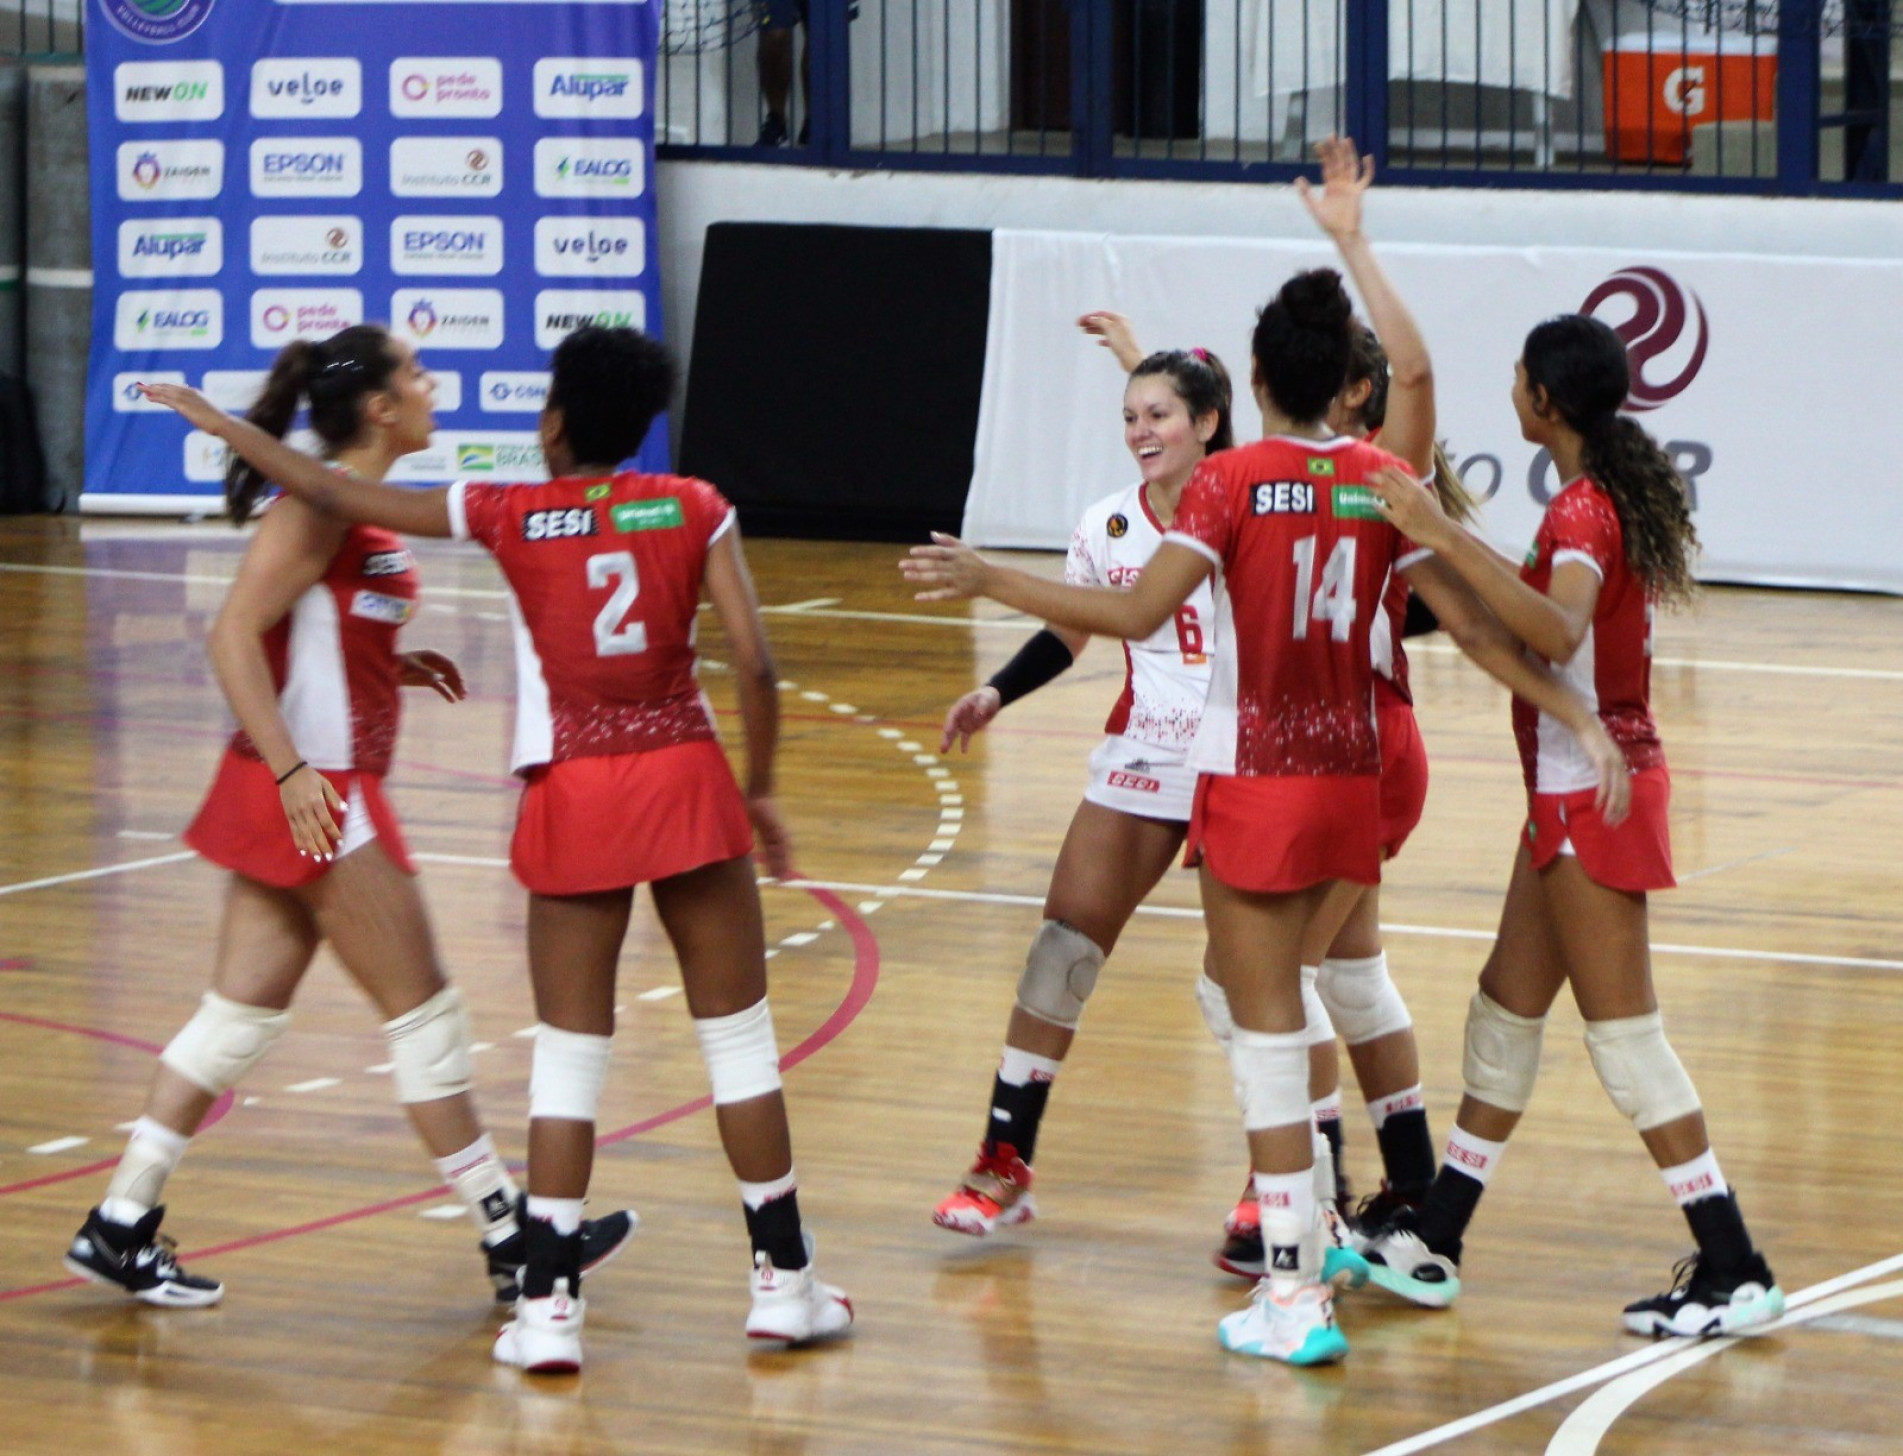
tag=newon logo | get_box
[115,61,223,123]
[251,137,363,198]
[533,137,644,198]
[116,139,223,201]
[533,57,644,119]
[101,0,217,45]
[118,217,223,279]
[390,58,502,119]
[533,290,646,349]
[1581,266,1710,413]
[391,289,505,351]
[202,370,271,413]
[479,371,550,414]
[390,138,503,198]
[250,58,362,119]
[391,217,505,277]
[534,218,644,278]
[112,371,186,413]
[115,289,224,351]
[251,288,364,347]
[251,216,362,276]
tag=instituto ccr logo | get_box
[102,0,216,44]
[1581,266,1709,412]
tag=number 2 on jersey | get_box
[1290,536,1358,641]
[586,551,649,657]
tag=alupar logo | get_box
[1581,267,1709,413]
[104,0,216,43]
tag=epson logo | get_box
[264,151,348,176]
[392,218,503,277]
[521,508,599,541]
[251,138,362,198]
[404,230,486,252]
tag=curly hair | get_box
[546,325,675,467]
[1129,348,1236,455]
[1252,269,1354,424]
[1523,314,1699,607]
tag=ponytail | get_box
[226,341,317,524]
[1580,414,1700,607]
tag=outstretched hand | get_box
[940,685,1003,753]
[1368,465,1450,549]
[1296,134,1375,240]
[900,532,991,602]
[138,381,228,435]
[399,649,467,703]
[1078,310,1144,372]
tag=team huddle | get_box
[71,138,1780,1375]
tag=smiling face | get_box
[378,339,438,455]
[1123,373,1214,488]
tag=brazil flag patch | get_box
[1307,456,1337,476]
[612,498,685,533]
[585,482,612,502]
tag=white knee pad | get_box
[1462,991,1546,1114]
[1318,952,1413,1046]
[160,991,292,1096]
[1300,965,1336,1048]
[1583,1012,1702,1131]
[1014,920,1106,1031]
[383,986,473,1104]
[1195,972,1234,1047]
[530,1023,614,1122]
[1229,1028,1312,1132]
[693,999,783,1105]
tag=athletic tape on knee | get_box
[1300,964,1336,1048]
[1461,990,1546,1114]
[383,985,473,1104]
[1014,920,1105,1031]
[530,1023,614,1122]
[159,991,292,1096]
[1195,973,1234,1047]
[1229,1027,1312,1132]
[1318,952,1413,1046]
[693,998,783,1105]
[1583,1012,1702,1131]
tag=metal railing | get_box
[655,0,1901,193]
[2,0,81,58]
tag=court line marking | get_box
[1678,846,1795,883]
[1361,1250,1903,1456]
[0,851,196,899]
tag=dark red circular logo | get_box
[1580,267,1709,412]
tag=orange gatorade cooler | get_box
[1602,33,1777,164]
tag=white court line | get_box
[1408,640,1903,684]
[1678,846,1795,883]
[773,597,841,611]
[285,1077,340,1094]
[28,1136,88,1155]
[1360,1250,1903,1456]
[0,851,196,898]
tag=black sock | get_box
[1376,1107,1438,1200]
[985,1074,1052,1165]
[522,1217,583,1299]
[744,1189,809,1271]
[1318,1113,1350,1204]
[1683,1190,1754,1272]
[1417,1167,1484,1260]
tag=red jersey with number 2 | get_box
[1166,435,1429,778]
[448,472,734,773]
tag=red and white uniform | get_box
[1166,435,1429,891]
[184,525,419,887]
[1065,482,1216,822]
[448,471,754,895]
[1372,572,1429,857]
[1513,477,1673,890]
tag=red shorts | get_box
[1524,765,1675,892]
[1186,773,1383,894]
[1376,685,1428,859]
[183,749,414,889]
[511,738,755,896]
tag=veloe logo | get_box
[1581,267,1710,413]
[250,58,362,119]
[534,218,644,278]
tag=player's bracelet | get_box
[987,630,1076,709]
[275,760,309,786]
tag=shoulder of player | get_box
[1076,481,1146,533]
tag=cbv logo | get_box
[534,217,644,278]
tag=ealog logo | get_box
[1581,267,1709,413]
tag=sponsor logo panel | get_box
[389,137,502,198]
[533,289,646,348]
[479,371,550,414]
[250,58,362,119]
[521,507,599,541]
[118,217,222,278]
[389,58,503,118]
[429,371,464,413]
[113,371,186,413]
[1250,481,1317,515]
[391,288,505,351]
[250,137,363,198]
[250,288,364,347]
[386,433,545,484]
[115,61,224,123]
[202,370,271,413]
[114,289,224,351]
[533,137,644,198]
[533,217,645,277]
[116,140,223,202]
[611,498,683,533]
[532,57,644,118]
[349,589,416,625]
[250,215,363,277]
[390,216,505,277]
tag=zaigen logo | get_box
[114,60,223,122]
[392,289,505,350]
[250,58,361,119]
[251,137,363,198]
[389,137,503,198]
[1581,266,1710,412]
[102,0,217,46]
[118,217,222,278]
[116,139,223,201]
[114,289,223,351]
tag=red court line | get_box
[0,881,880,1303]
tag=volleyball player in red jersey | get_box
[145,326,852,1372]
[76,326,630,1311]
[905,271,1626,1365]
[1365,313,1784,1336]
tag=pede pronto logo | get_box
[1581,267,1709,413]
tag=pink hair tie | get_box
[1190,347,1212,363]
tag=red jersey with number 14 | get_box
[448,472,734,773]
[1166,435,1429,778]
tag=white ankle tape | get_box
[1229,1027,1311,1132]
[530,1024,614,1122]
[160,991,292,1096]
[1300,964,1335,1047]
[383,985,473,1104]
[1319,952,1413,1045]
[693,999,783,1105]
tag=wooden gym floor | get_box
[1,515,1900,1455]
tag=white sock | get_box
[101,1116,191,1224]
[433,1133,521,1245]
[1310,1092,1343,1125]
[1369,1085,1425,1130]
[738,1168,798,1210]
[998,1045,1062,1087]
[1660,1150,1729,1207]
[525,1194,585,1236]
[1254,1168,1318,1294]
[1443,1125,1509,1187]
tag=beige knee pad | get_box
[1583,1012,1702,1131]
[1461,990,1545,1113]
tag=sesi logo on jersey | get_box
[361,550,416,578]
[350,590,416,625]
[1251,481,1316,515]
[522,508,599,542]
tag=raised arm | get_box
[902,532,1209,641]
[1078,311,1146,373]
[702,520,792,879]
[139,382,455,539]
[1299,136,1434,475]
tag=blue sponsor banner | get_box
[84,0,665,512]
